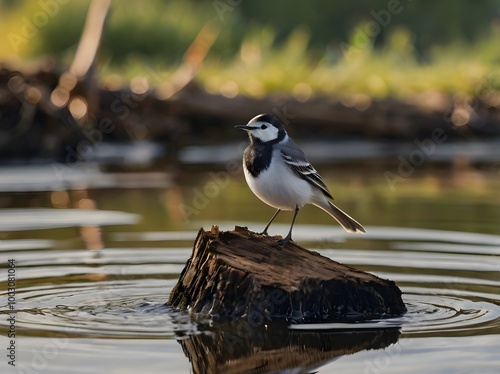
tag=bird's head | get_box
[235,114,286,143]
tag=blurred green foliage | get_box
[1,0,500,97]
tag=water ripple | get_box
[0,225,498,349]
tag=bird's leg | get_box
[261,209,281,235]
[276,205,299,249]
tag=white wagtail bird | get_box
[235,113,365,247]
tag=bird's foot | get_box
[273,236,292,249]
[260,230,269,236]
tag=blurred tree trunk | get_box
[50,0,111,127]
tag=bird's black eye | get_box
[260,124,267,130]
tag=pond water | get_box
[0,160,499,374]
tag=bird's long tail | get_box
[313,199,366,233]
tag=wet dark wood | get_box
[168,226,406,323]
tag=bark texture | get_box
[168,226,406,323]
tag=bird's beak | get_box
[234,125,254,131]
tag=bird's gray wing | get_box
[279,140,333,199]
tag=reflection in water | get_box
[51,189,105,250]
[164,184,188,223]
[178,323,400,374]
[74,192,104,250]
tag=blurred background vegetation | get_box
[2,0,500,98]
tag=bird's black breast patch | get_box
[243,143,272,177]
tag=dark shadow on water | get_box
[177,322,400,374]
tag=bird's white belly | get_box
[244,156,313,210]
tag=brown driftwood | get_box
[168,226,406,323]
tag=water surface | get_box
[0,162,499,373]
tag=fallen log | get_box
[168,226,406,323]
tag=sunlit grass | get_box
[196,26,500,100]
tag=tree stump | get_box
[168,226,406,323]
